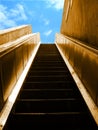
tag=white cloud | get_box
[44,19,50,25]
[40,15,50,26]
[0,12,6,21]
[46,0,64,10]
[44,30,52,36]
[0,4,27,30]
[16,4,27,20]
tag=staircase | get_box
[4,44,97,129]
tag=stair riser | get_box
[19,89,79,99]
[25,76,73,82]
[22,82,76,89]
[27,71,70,76]
[7,114,93,129]
[15,99,85,113]
[29,67,69,71]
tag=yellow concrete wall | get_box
[61,0,98,48]
[0,25,32,45]
[55,33,98,106]
[0,25,40,111]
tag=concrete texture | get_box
[0,25,40,112]
[0,25,32,45]
[61,0,98,49]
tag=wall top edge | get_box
[56,33,98,55]
[0,25,31,35]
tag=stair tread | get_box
[17,98,79,101]
[13,112,83,115]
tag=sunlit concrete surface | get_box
[61,0,98,48]
[0,42,40,130]
[55,34,98,125]
[0,25,40,129]
[0,25,32,45]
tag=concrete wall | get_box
[55,33,98,106]
[0,25,32,45]
[0,25,40,111]
[61,0,98,48]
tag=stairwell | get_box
[4,44,97,129]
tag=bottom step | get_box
[5,113,97,130]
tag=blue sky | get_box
[0,0,64,43]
